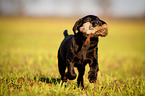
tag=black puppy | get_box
[58,15,108,88]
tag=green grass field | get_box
[0,17,145,96]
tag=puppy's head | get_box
[73,15,108,37]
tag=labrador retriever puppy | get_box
[58,15,108,88]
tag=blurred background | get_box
[0,0,145,95]
[0,0,145,18]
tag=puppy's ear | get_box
[73,19,82,35]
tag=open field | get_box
[0,17,145,96]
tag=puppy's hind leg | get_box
[58,53,67,82]
[66,62,77,80]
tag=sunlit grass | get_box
[0,17,145,95]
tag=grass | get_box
[0,17,145,96]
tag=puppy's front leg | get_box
[88,59,99,83]
[77,66,85,88]
[66,61,76,80]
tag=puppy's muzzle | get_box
[80,22,108,37]
[81,22,108,45]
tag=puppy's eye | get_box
[92,22,97,27]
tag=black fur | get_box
[58,15,108,88]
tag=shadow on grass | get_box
[38,76,61,85]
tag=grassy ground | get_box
[0,17,145,96]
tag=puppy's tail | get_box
[63,30,68,38]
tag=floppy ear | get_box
[73,19,82,35]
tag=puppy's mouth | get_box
[80,22,108,45]
[80,22,108,37]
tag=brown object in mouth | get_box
[84,34,92,45]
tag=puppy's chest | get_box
[69,42,97,64]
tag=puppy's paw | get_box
[66,72,77,80]
[88,79,96,83]
[88,71,97,83]
[61,76,67,82]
